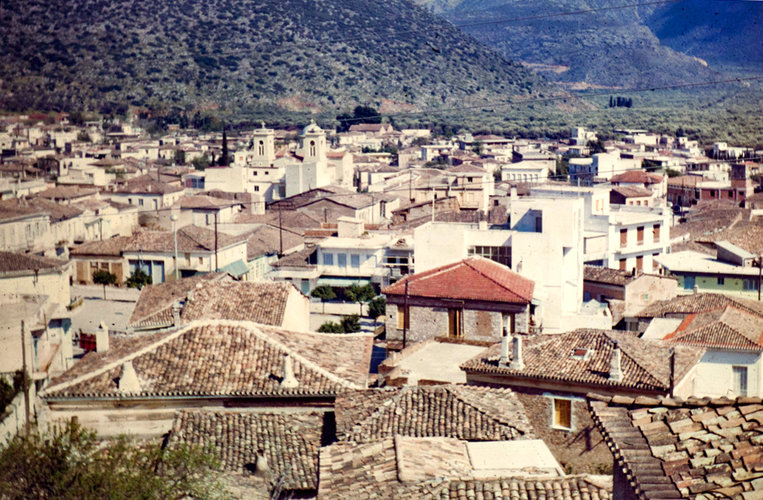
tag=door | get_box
[448,309,463,338]
[684,275,695,291]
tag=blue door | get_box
[684,275,695,290]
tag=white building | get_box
[530,185,670,272]
[413,195,610,333]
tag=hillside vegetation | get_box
[417,0,758,89]
[0,0,550,117]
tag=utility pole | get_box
[278,205,284,256]
[402,279,409,350]
[408,169,412,203]
[431,187,435,223]
[758,254,762,301]
[214,212,218,271]
[171,214,179,280]
[20,321,30,434]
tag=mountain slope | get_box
[418,0,722,89]
[645,0,763,70]
[0,0,549,116]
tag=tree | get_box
[587,139,606,155]
[368,296,386,325]
[317,314,361,333]
[310,285,336,314]
[125,269,152,289]
[345,284,376,316]
[77,131,92,143]
[0,419,223,499]
[340,314,361,333]
[92,269,117,300]
[191,152,210,171]
[317,321,343,333]
[218,128,228,166]
[174,149,186,165]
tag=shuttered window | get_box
[553,399,572,429]
[397,306,409,330]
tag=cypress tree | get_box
[219,128,228,166]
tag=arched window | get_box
[309,140,316,157]
[258,140,264,156]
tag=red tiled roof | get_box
[611,170,663,184]
[664,305,763,351]
[382,257,534,305]
[589,394,763,499]
[42,320,373,399]
[461,329,704,392]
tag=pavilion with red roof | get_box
[382,256,535,344]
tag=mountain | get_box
[645,0,763,70]
[0,0,550,117]
[415,0,755,89]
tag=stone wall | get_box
[509,386,613,474]
[386,303,529,343]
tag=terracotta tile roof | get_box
[611,170,663,184]
[446,164,488,174]
[127,273,230,329]
[69,235,133,257]
[335,385,534,442]
[70,226,246,256]
[271,244,316,269]
[176,194,239,209]
[181,281,297,325]
[169,410,322,491]
[23,197,84,222]
[42,320,372,399]
[636,293,763,320]
[35,185,98,200]
[111,174,183,194]
[611,186,653,198]
[0,198,50,222]
[245,224,304,259]
[0,251,65,274]
[664,306,763,352]
[589,394,763,499]
[319,437,612,499]
[383,257,534,305]
[461,329,704,393]
[235,210,321,231]
[584,266,640,286]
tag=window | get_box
[139,199,144,206]
[253,171,258,176]
[258,140,264,155]
[397,306,408,329]
[553,398,572,430]
[322,253,334,266]
[743,279,758,291]
[733,366,748,397]
[583,291,591,301]
[636,255,643,271]
[185,253,191,264]
[619,259,626,271]
[448,309,463,338]
[535,214,543,233]
[468,246,511,268]
[254,186,260,192]
[337,253,347,267]
[637,226,644,245]
[351,254,360,268]
[653,253,660,270]
[653,225,661,242]
[620,229,627,248]
[309,140,316,157]
[718,277,725,285]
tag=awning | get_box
[218,259,250,278]
[317,276,371,287]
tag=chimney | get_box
[280,354,298,389]
[510,186,518,200]
[499,314,511,366]
[253,450,270,478]
[172,300,182,326]
[96,321,109,352]
[669,348,675,397]
[609,341,623,382]
[510,335,525,370]
[118,360,141,393]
